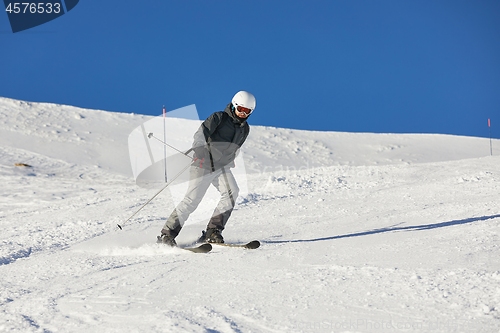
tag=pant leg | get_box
[163,166,214,233]
[207,167,239,230]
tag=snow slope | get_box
[0,97,499,333]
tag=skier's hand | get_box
[193,145,208,160]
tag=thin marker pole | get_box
[163,105,168,182]
[488,118,492,156]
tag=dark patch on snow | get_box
[0,247,32,266]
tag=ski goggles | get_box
[236,105,253,115]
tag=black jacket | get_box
[192,103,250,170]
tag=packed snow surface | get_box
[1,97,499,332]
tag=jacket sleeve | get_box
[192,112,224,148]
[232,124,250,165]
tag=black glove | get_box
[193,145,209,160]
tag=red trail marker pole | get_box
[163,105,168,182]
[488,118,492,156]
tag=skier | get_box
[158,91,256,246]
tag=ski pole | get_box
[148,132,194,160]
[117,159,192,230]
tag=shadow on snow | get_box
[264,214,500,244]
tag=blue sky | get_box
[1,0,499,138]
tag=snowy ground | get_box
[1,97,499,333]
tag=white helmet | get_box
[232,91,256,115]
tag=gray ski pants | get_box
[162,165,239,234]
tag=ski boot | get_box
[157,228,178,247]
[202,228,224,244]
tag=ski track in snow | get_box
[1,97,500,333]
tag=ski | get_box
[157,236,212,253]
[194,231,260,249]
[180,243,212,253]
[210,240,260,249]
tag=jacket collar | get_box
[224,103,248,126]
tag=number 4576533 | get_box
[5,2,62,14]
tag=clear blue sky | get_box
[1,0,499,138]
